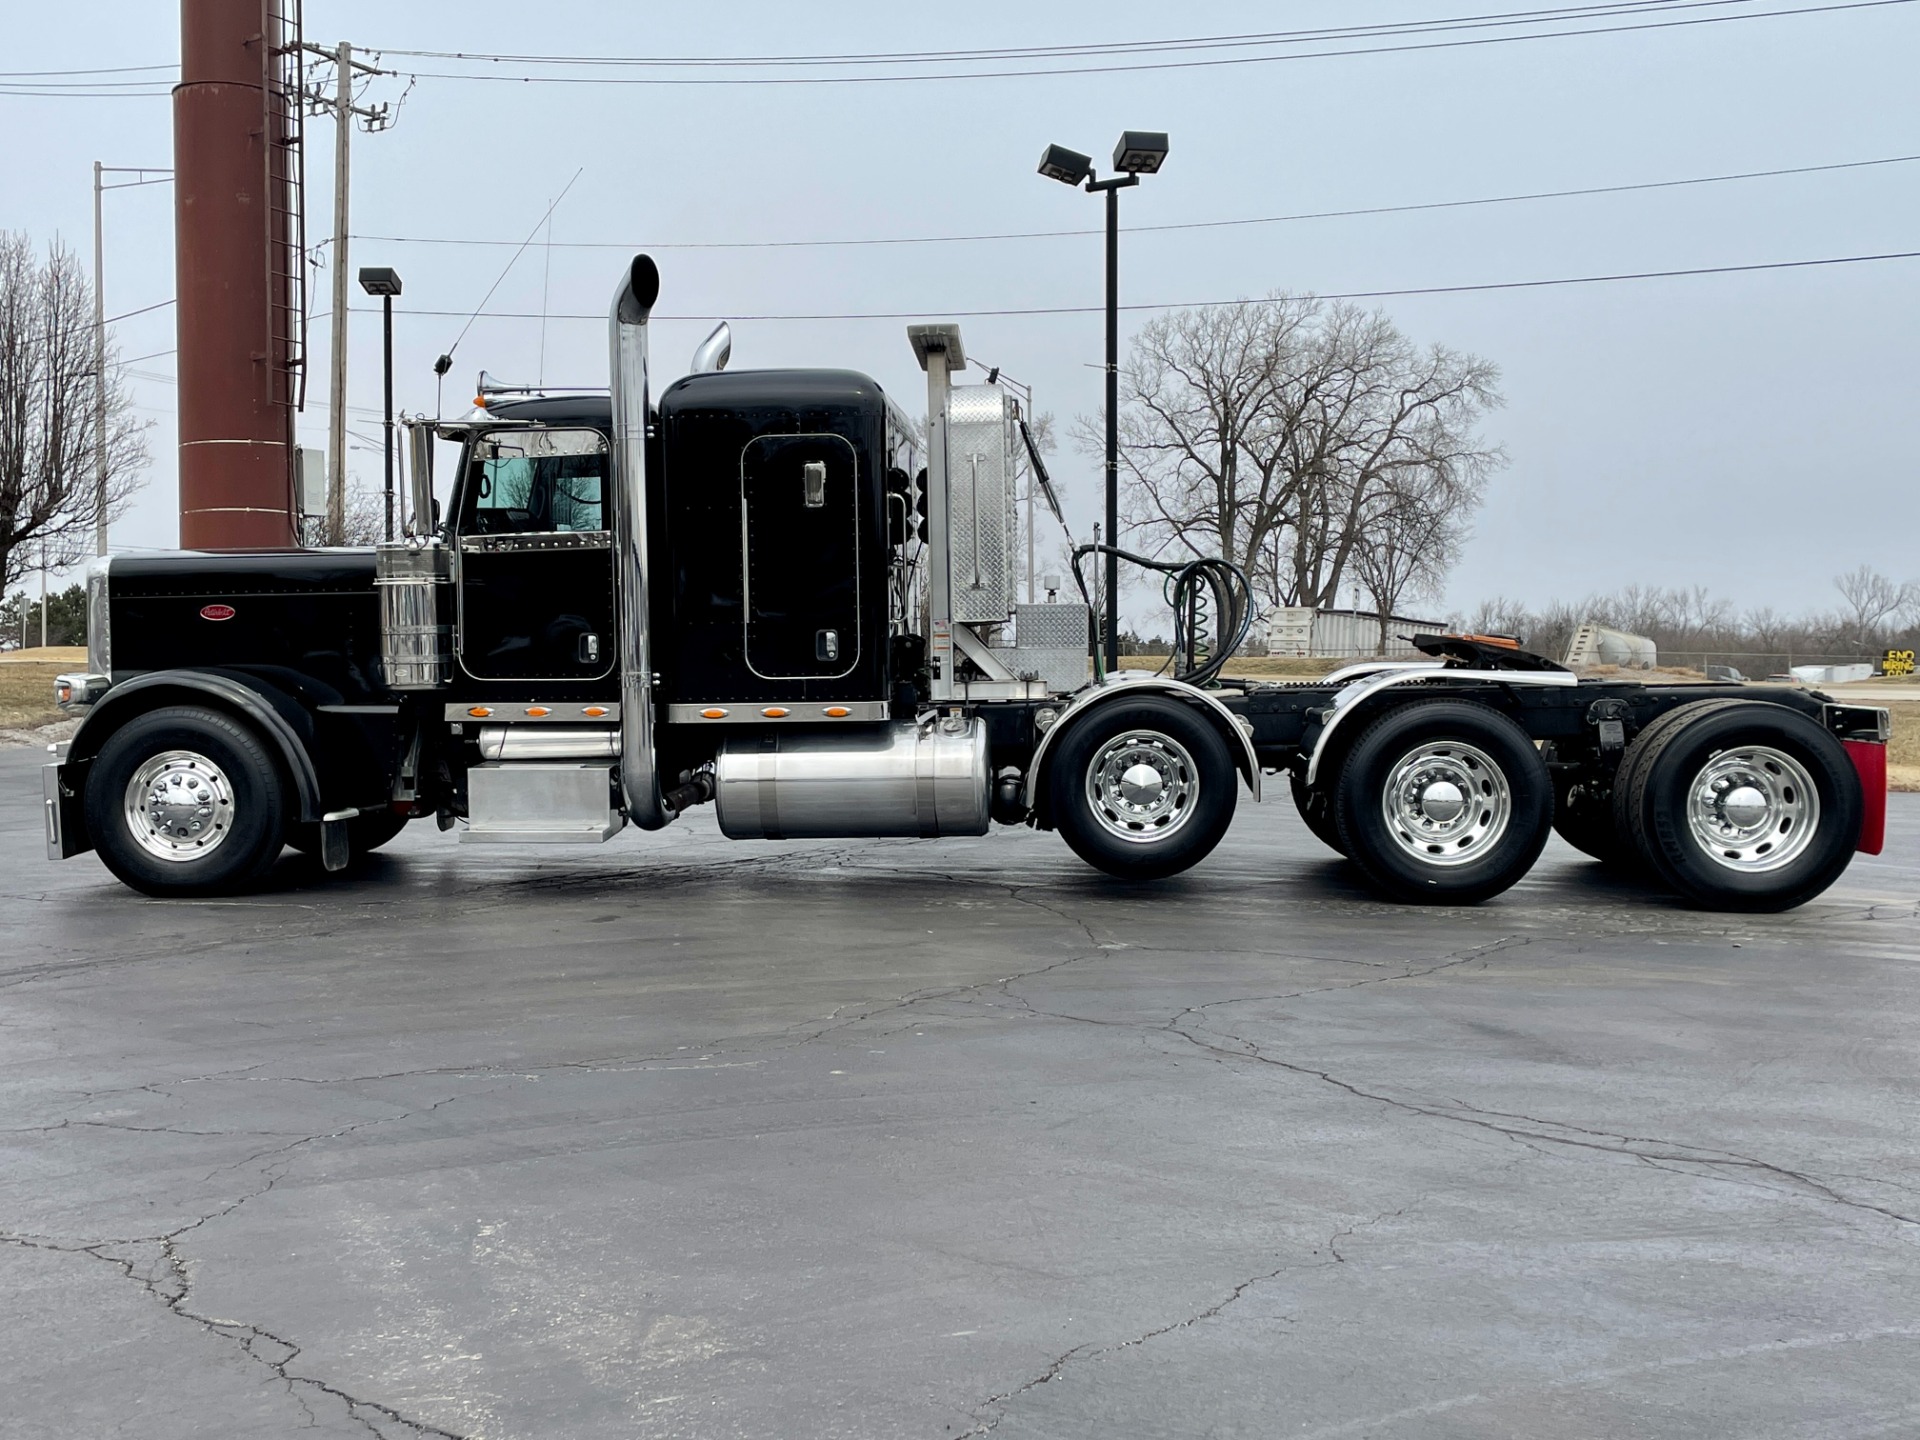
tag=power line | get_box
[386,1,1754,67]
[0,63,173,76]
[387,0,1914,86]
[105,298,175,325]
[336,248,1920,325]
[355,150,1920,254]
[0,86,171,99]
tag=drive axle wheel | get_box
[1049,696,1237,881]
[1289,770,1346,856]
[1333,701,1551,904]
[85,706,289,898]
[1614,701,1860,912]
[1550,767,1640,870]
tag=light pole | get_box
[1038,132,1169,671]
[357,267,402,540]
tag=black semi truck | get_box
[43,256,1888,909]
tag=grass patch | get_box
[0,660,68,730]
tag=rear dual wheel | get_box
[1613,701,1859,912]
[1332,701,1552,905]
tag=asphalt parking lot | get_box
[3,745,1917,1440]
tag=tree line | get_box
[1458,567,1920,671]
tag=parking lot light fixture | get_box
[358,267,403,539]
[1035,133,1168,670]
[1112,131,1170,175]
[1036,144,1094,187]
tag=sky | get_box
[4,0,1917,626]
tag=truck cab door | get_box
[455,428,618,683]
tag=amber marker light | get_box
[467,706,493,718]
[583,706,610,718]
[762,707,790,718]
[525,706,551,717]
[823,706,851,718]
[701,708,729,719]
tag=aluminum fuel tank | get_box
[713,717,990,840]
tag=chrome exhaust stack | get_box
[610,255,672,830]
[690,321,732,374]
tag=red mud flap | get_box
[1843,740,1887,856]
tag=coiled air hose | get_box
[1069,544,1256,688]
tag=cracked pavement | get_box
[1,746,1917,1438]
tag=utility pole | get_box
[326,40,350,546]
[92,161,105,558]
[303,41,393,546]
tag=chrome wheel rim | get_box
[1380,740,1512,868]
[1685,745,1819,873]
[1086,730,1199,845]
[123,750,236,864]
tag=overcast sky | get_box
[6,0,1917,623]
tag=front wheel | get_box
[1048,696,1238,881]
[1333,701,1552,905]
[84,706,290,897]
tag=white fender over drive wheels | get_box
[1613,700,1860,912]
[84,706,290,898]
[1333,700,1552,905]
[1048,696,1238,881]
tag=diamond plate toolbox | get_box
[991,602,1092,693]
[945,383,1016,624]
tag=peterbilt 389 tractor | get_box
[43,255,1888,910]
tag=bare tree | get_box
[1833,565,1913,649]
[1349,468,1468,652]
[0,232,149,588]
[1742,605,1785,653]
[1091,295,1502,619]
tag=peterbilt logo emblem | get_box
[199,604,236,622]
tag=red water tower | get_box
[173,0,301,549]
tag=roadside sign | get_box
[1884,649,1916,677]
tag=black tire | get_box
[286,809,410,858]
[1332,700,1552,905]
[1615,701,1861,912]
[1550,767,1639,868]
[1289,769,1346,856]
[1048,696,1238,881]
[85,706,290,898]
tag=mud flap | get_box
[320,811,355,872]
[1843,740,1887,856]
[42,761,92,860]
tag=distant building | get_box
[1265,606,1447,659]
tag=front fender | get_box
[68,670,325,823]
[1023,675,1261,815]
